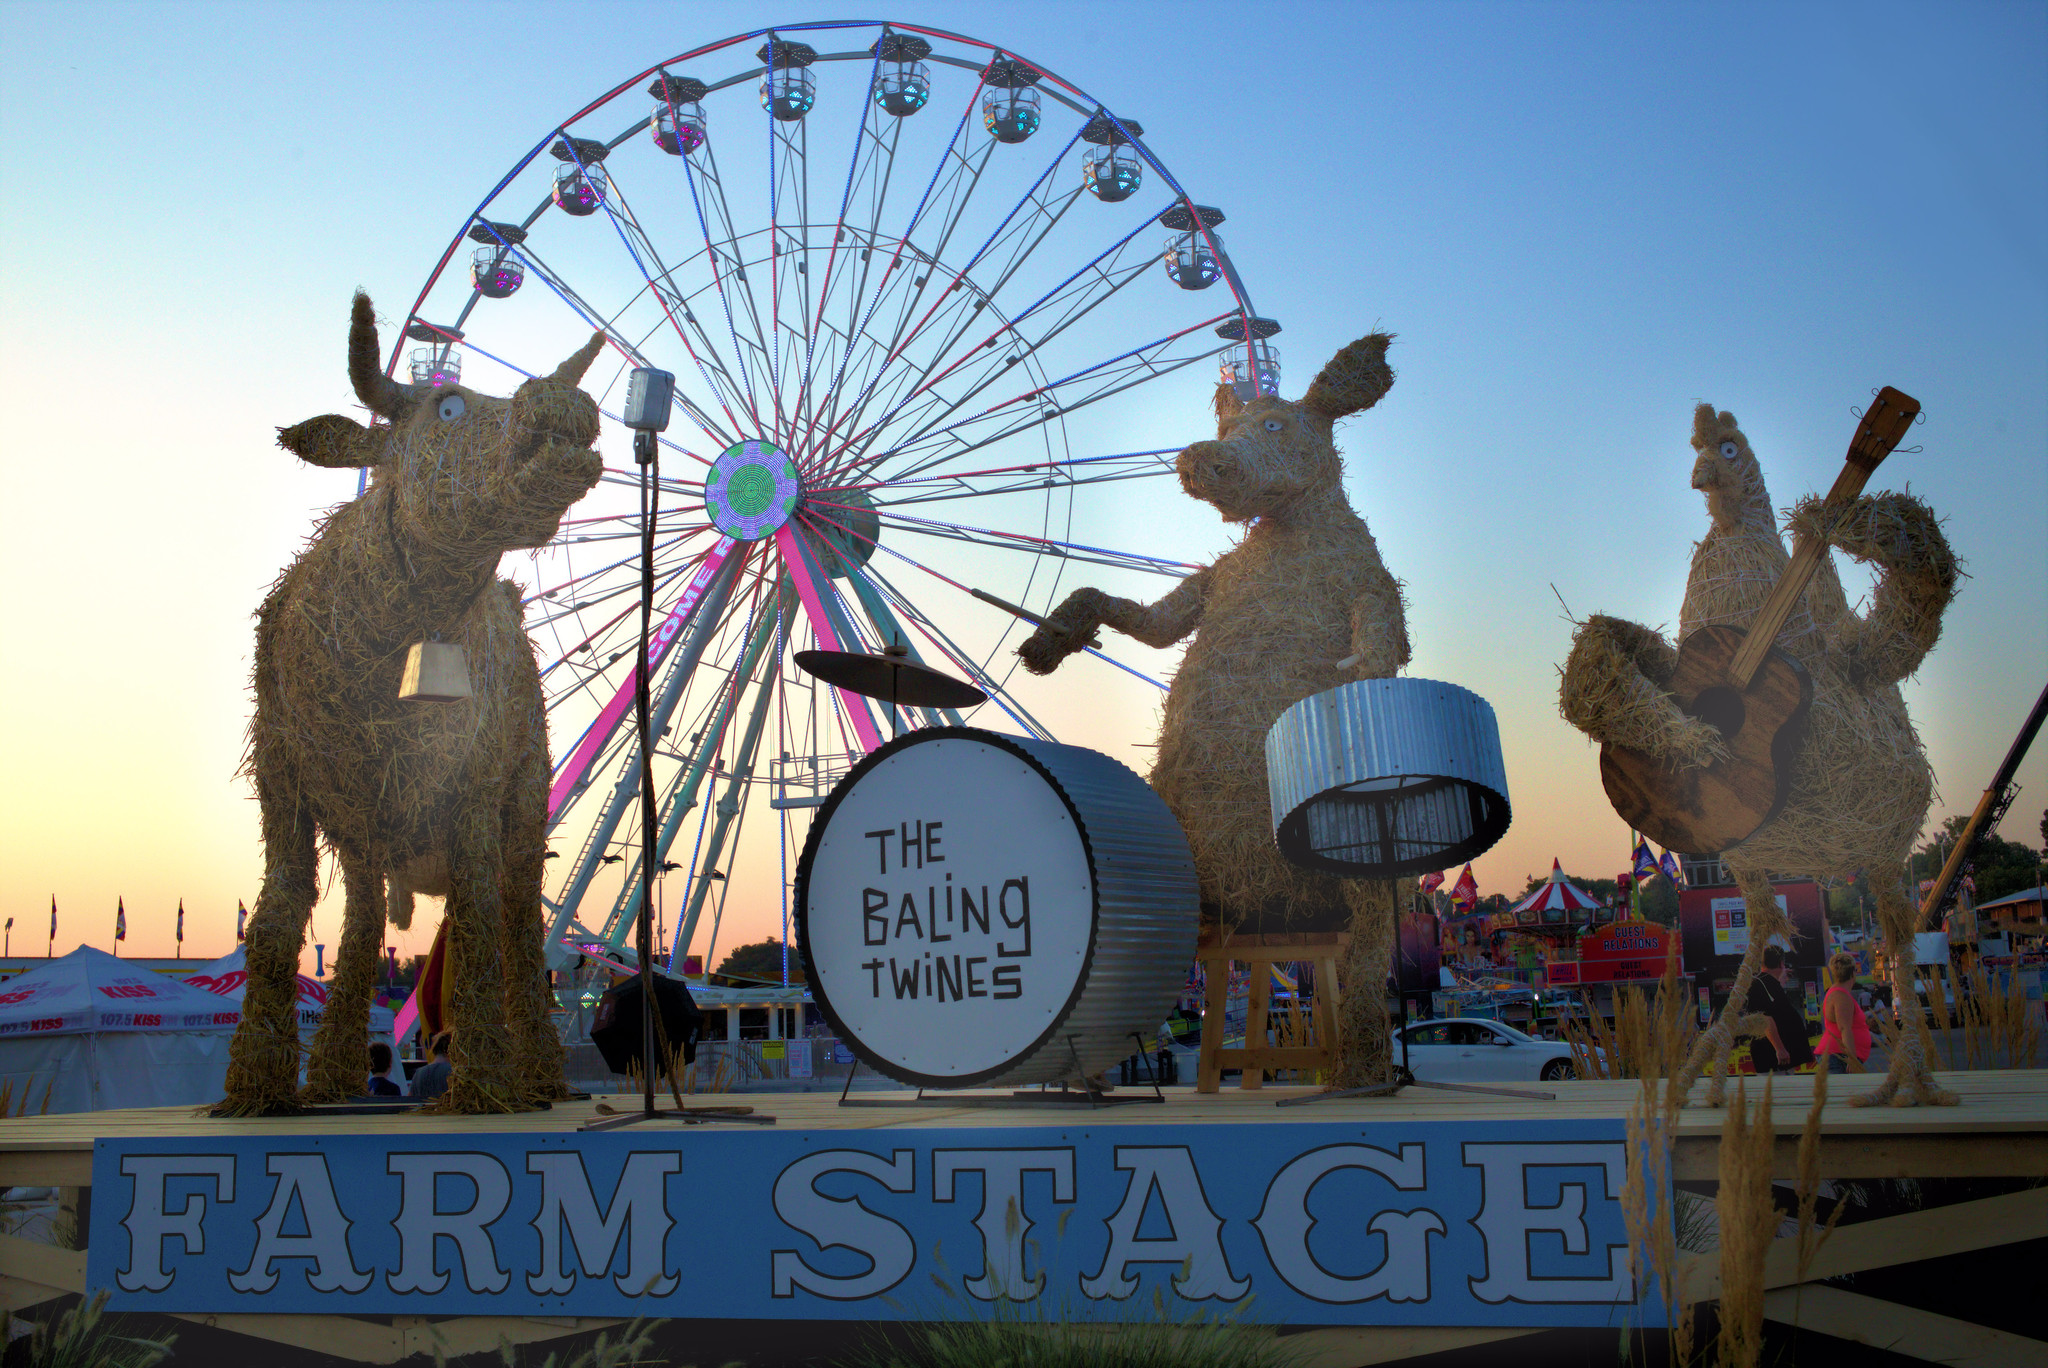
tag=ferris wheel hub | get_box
[704,439,802,541]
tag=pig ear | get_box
[1212,382,1247,438]
[1301,331,1395,421]
[279,414,387,468]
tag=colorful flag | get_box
[115,897,127,943]
[1419,871,1446,896]
[1632,839,1660,883]
[236,901,247,941]
[1660,849,1685,886]
[176,899,185,945]
[1449,864,1479,914]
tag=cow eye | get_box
[1262,418,1283,432]
[438,394,467,422]
[1718,440,1739,459]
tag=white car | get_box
[1390,1018,1580,1084]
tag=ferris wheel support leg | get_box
[301,847,387,1104]
[543,553,745,953]
[670,612,784,967]
[596,596,784,953]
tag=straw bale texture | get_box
[1558,403,1959,1108]
[1021,333,1411,1085]
[220,293,604,1115]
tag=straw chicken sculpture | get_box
[1021,333,1410,1086]
[219,292,605,1115]
[1561,403,1959,1107]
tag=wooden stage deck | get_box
[4,1068,2044,1188]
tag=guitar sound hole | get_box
[1691,685,1747,741]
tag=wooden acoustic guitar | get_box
[1599,387,1922,855]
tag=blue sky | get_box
[2,1,2042,963]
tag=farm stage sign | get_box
[90,1119,1657,1327]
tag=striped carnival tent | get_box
[1509,859,1604,918]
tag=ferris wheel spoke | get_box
[802,71,986,460]
[881,326,1229,483]
[674,131,767,431]
[835,502,1196,579]
[824,212,1170,480]
[812,139,1004,459]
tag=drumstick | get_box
[971,588,1102,649]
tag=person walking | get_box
[409,1032,453,1100]
[1745,945,1815,1074]
[1817,952,1873,1075]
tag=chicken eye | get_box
[438,394,467,422]
[1718,440,1739,459]
[1263,418,1284,433]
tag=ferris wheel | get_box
[387,19,1280,990]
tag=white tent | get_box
[184,946,395,1038]
[0,947,238,1114]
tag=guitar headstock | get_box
[1846,386,1921,473]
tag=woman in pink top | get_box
[1818,952,1872,1074]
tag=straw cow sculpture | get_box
[1561,403,1958,1107]
[220,292,605,1115]
[1021,333,1410,1087]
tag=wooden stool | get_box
[1195,930,1345,1093]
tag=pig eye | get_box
[1718,440,1739,459]
[438,394,467,422]
[1262,418,1283,433]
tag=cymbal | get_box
[794,648,987,710]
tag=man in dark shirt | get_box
[1745,945,1813,1073]
[409,1032,453,1100]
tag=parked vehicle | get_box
[1391,1017,1582,1083]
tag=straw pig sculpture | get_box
[1560,403,1958,1107]
[1020,333,1410,1087]
[219,292,605,1115]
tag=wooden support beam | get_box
[1761,1284,2045,1366]
[1677,1186,2048,1302]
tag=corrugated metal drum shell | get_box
[1264,679,1512,877]
[795,727,1197,1088]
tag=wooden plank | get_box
[0,1233,85,1305]
[0,1148,91,1187]
[1216,1047,1333,1070]
[1673,1131,2048,1181]
[1286,1324,1544,1366]
[1678,1187,2048,1303]
[1242,965,1272,1091]
[1760,1284,2045,1367]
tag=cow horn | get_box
[347,291,421,420]
[550,332,608,386]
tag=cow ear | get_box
[1212,382,1247,438]
[278,414,386,468]
[1301,331,1395,421]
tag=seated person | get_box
[408,1031,453,1100]
[366,1041,402,1097]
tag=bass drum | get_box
[795,728,1197,1089]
